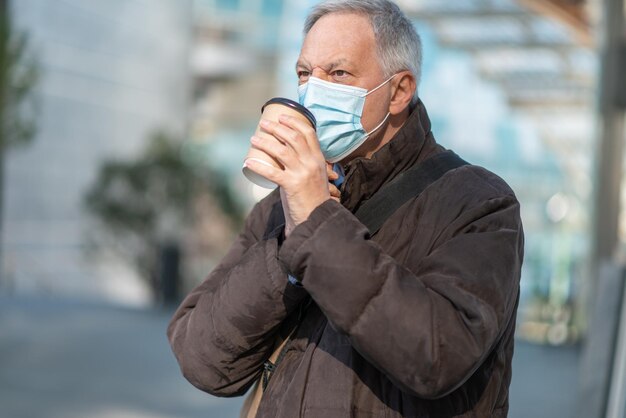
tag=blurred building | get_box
[188,0,600,347]
[188,0,311,205]
[2,0,192,304]
[402,0,598,346]
[1,0,606,340]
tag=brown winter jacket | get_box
[167,100,524,418]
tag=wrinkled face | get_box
[296,12,392,136]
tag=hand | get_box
[244,115,339,237]
[280,163,341,236]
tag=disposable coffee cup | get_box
[243,97,316,189]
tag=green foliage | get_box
[84,131,244,284]
[85,132,196,239]
[0,2,40,283]
[0,3,39,150]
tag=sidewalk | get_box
[0,295,579,418]
[509,337,580,418]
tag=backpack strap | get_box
[262,150,468,240]
[354,150,468,236]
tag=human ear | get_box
[389,71,416,116]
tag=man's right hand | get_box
[244,115,340,238]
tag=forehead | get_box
[299,12,380,71]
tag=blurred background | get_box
[0,0,624,417]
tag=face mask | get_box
[297,75,394,163]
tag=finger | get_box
[250,135,294,169]
[326,163,339,181]
[329,183,341,199]
[277,114,316,137]
[243,157,284,186]
[277,114,323,156]
[259,118,310,157]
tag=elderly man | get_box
[168,1,524,417]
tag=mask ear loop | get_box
[364,111,391,137]
[363,74,397,97]
[362,74,396,136]
[328,110,392,163]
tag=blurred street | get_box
[0,295,243,418]
[0,295,579,418]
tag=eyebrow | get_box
[295,58,350,72]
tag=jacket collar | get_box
[340,99,442,211]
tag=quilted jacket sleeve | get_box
[278,166,524,399]
[167,191,308,397]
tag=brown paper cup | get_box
[243,98,316,189]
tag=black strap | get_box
[262,150,468,240]
[354,150,468,235]
[263,201,286,241]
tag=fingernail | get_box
[259,119,270,128]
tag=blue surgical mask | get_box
[298,75,394,163]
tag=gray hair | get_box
[303,0,422,105]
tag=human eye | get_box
[297,69,311,83]
[331,69,350,82]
